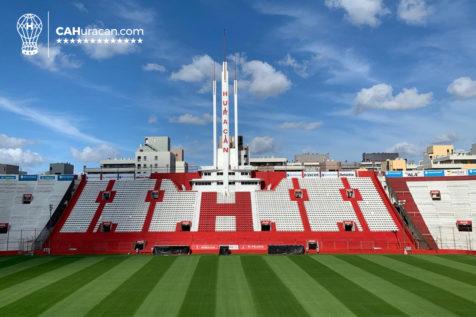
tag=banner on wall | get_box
[404,171,424,177]
[286,172,302,178]
[39,175,56,180]
[385,171,403,178]
[444,169,468,176]
[338,171,356,177]
[0,175,17,180]
[58,175,75,181]
[303,172,319,178]
[102,174,120,180]
[321,171,339,178]
[19,175,38,181]
[423,170,445,177]
[468,169,476,176]
[116,174,135,180]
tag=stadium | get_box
[1,1,476,316]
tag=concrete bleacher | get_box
[0,178,72,251]
[406,180,476,250]
[255,179,304,231]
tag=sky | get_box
[1,0,475,173]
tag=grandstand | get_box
[38,170,418,255]
[0,175,74,252]
[387,175,476,251]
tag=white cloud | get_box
[0,96,103,144]
[170,113,212,125]
[172,54,291,99]
[143,63,166,72]
[0,148,43,166]
[148,115,157,124]
[81,25,137,60]
[398,0,430,25]
[303,44,373,83]
[114,1,155,25]
[0,134,42,167]
[387,142,420,158]
[325,0,389,27]
[70,144,118,162]
[433,132,458,145]
[250,136,276,154]
[241,60,291,99]
[354,83,432,112]
[0,134,29,148]
[171,55,218,82]
[278,54,309,78]
[73,2,88,13]
[447,77,476,99]
[279,121,322,130]
[27,44,81,72]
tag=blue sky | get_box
[1,0,475,173]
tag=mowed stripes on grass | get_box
[0,254,473,316]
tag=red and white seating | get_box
[198,192,253,232]
[61,180,109,233]
[255,179,304,231]
[148,180,197,232]
[300,178,362,232]
[94,179,156,232]
[45,172,418,254]
[348,178,398,231]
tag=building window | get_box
[143,164,147,168]
[154,164,158,168]
[144,156,147,161]
[137,156,141,162]
[155,156,158,160]
[137,165,141,169]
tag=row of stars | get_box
[55,38,143,44]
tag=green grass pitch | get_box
[0,254,474,316]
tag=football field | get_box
[0,254,474,316]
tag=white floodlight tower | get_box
[221,32,230,193]
[233,55,239,168]
[212,63,217,168]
